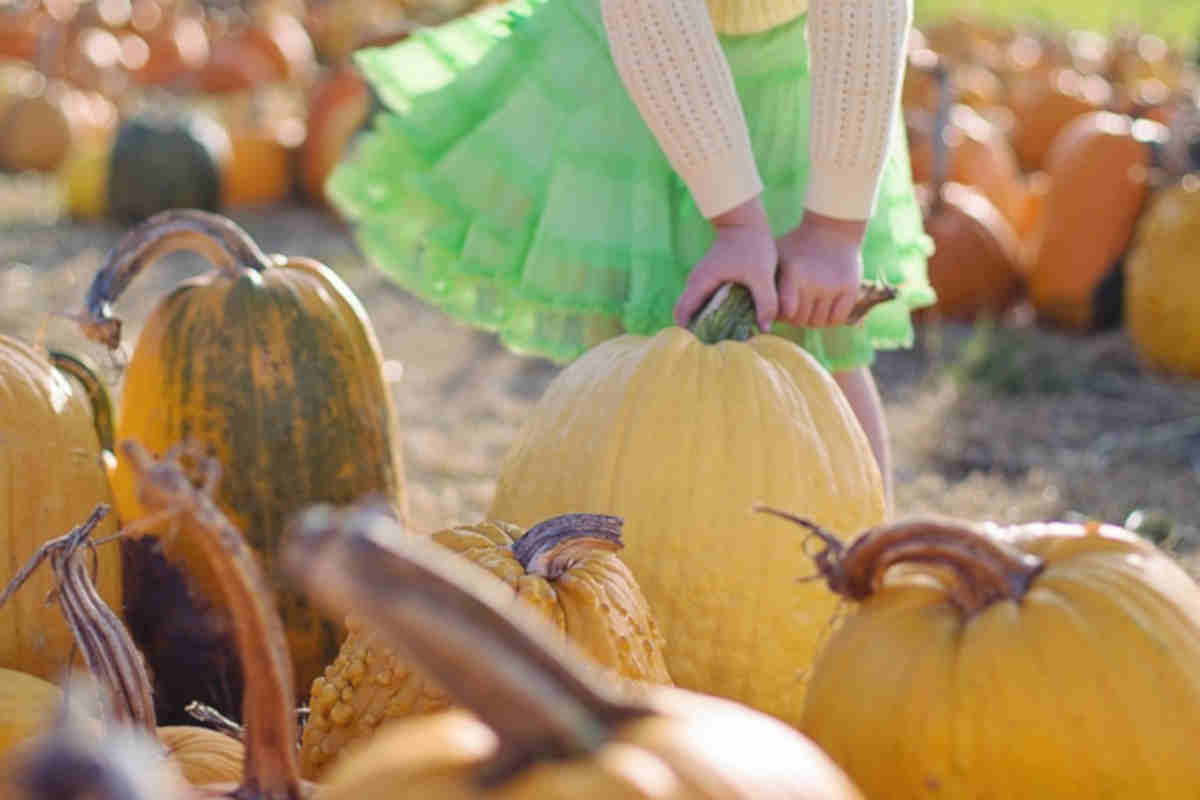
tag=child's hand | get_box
[776,212,867,328]
[673,196,779,332]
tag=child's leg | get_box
[833,367,892,515]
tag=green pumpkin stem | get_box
[689,282,900,345]
[76,209,275,350]
[283,503,649,786]
[757,507,1044,616]
[119,439,303,800]
[512,514,624,580]
[49,351,116,453]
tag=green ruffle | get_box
[329,0,935,369]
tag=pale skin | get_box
[674,195,894,512]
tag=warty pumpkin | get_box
[284,503,865,800]
[756,509,1200,799]
[74,209,408,718]
[1026,111,1166,330]
[0,337,121,682]
[299,507,672,779]
[487,283,889,728]
[1124,177,1200,377]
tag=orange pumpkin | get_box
[1026,111,1165,330]
[1010,68,1112,171]
[300,65,373,208]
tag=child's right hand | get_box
[673,195,779,332]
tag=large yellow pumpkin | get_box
[299,510,672,779]
[771,511,1200,798]
[75,209,407,716]
[286,503,865,800]
[1124,177,1200,377]
[487,285,888,728]
[0,337,121,682]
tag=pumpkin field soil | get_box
[3,199,1198,574]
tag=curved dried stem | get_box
[119,440,302,800]
[48,350,116,453]
[689,282,899,344]
[76,210,276,350]
[284,502,648,786]
[757,508,1045,616]
[511,514,624,580]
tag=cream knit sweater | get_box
[602,0,911,220]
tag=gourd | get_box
[1123,178,1200,377]
[284,503,865,800]
[107,110,230,224]
[1026,111,1166,330]
[1,504,244,786]
[300,511,671,779]
[0,337,121,682]
[74,210,408,715]
[759,509,1200,799]
[487,283,889,727]
[9,442,319,800]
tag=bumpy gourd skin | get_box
[489,328,887,727]
[299,521,671,778]
[1124,180,1200,377]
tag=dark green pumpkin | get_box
[108,110,230,223]
[76,210,408,720]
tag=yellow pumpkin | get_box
[300,511,671,778]
[761,511,1200,798]
[0,668,64,759]
[1124,177,1200,377]
[487,284,888,728]
[0,338,121,682]
[74,209,407,716]
[285,503,865,800]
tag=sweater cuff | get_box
[804,161,885,221]
[688,149,766,219]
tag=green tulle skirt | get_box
[329,0,936,369]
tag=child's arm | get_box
[778,0,911,328]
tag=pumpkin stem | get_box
[0,504,157,733]
[688,283,899,344]
[77,209,275,350]
[511,514,624,579]
[119,439,303,800]
[283,503,649,786]
[757,508,1045,616]
[49,350,116,453]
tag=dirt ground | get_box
[3,188,1199,572]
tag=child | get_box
[328,0,936,509]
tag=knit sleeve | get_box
[804,0,911,221]
[601,0,763,219]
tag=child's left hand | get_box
[776,211,867,328]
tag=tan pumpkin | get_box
[487,284,889,728]
[0,340,121,682]
[74,210,407,718]
[1026,111,1165,329]
[285,503,865,800]
[756,510,1200,799]
[299,510,672,778]
[1124,178,1200,377]
[0,668,67,760]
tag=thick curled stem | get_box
[77,210,276,350]
[511,514,623,580]
[119,440,302,800]
[757,507,1045,616]
[284,503,648,786]
[688,282,899,344]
